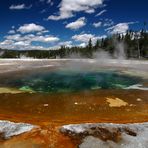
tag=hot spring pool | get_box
[2,70,144,93]
[0,60,148,147]
[0,59,148,127]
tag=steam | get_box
[114,40,126,60]
[65,39,127,61]
[93,51,113,60]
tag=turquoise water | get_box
[11,70,142,93]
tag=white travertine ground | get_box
[61,122,148,148]
[0,120,36,139]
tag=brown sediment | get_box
[0,89,147,147]
[0,132,5,142]
[0,123,75,148]
[0,89,148,125]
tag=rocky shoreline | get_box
[61,122,148,148]
[0,120,148,147]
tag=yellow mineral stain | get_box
[0,87,23,94]
[106,97,128,107]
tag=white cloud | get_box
[32,35,60,43]
[103,19,114,27]
[2,23,59,50]
[6,34,21,41]
[72,33,106,43]
[72,33,94,42]
[40,0,53,5]
[14,41,30,46]
[8,30,15,34]
[0,34,60,50]
[0,24,60,50]
[48,0,104,20]
[85,9,95,14]
[36,30,49,35]
[66,17,86,30]
[96,9,107,16]
[93,21,102,28]
[0,40,14,46]
[79,42,87,47]
[106,22,137,34]
[17,23,45,34]
[58,41,73,47]
[5,34,59,43]
[47,0,54,5]
[9,4,32,10]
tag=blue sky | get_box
[0,0,147,50]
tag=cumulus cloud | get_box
[0,23,60,50]
[96,9,107,16]
[93,21,102,28]
[0,35,60,50]
[106,22,137,34]
[32,35,60,42]
[17,23,45,34]
[6,34,21,41]
[65,17,86,30]
[0,41,49,50]
[9,4,32,10]
[5,34,59,43]
[14,41,30,46]
[47,0,104,20]
[58,41,73,47]
[0,40,14,46]
[72,33,106,43]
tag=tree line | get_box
[0,29,148,59]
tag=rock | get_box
[43,104,49,107]
[60,122,148,148]
[137,98,142,102]
[0,120,36,139]
[79,136,109,148]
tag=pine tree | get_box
[95,39,100,49]
[88,38,92,50]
